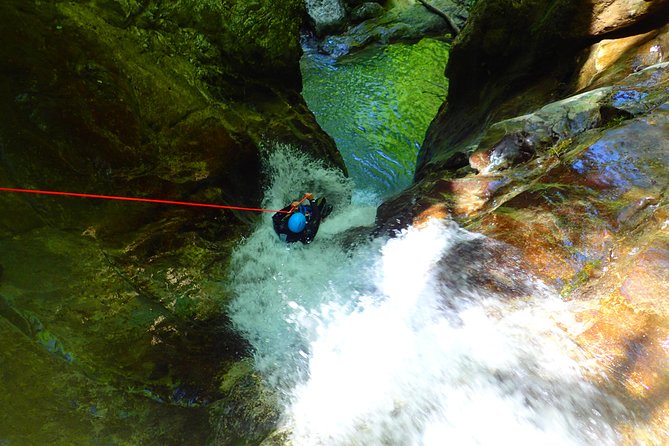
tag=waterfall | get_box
[227,147,626,445]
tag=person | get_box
[272,193,332,243]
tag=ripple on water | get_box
[301,38,450,197]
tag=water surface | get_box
[301,38,449,197]
[228,147,626,446]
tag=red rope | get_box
[0,187,291,213]
[288,194,310,213]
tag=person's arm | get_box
[309,197,320,221]
[300,197,322,243]
[273,204,292,222]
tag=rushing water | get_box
[229,28,630,446]
[227,147,627,445]
[300,38,449,198]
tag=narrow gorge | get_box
[0,0,668,445]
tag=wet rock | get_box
[396,45,669,292]
[350,2,385,23]
[437,175,509,217]
[468,87,629,172]
[466,96,669,283]
[0,0,342,442]
[306,0,348,35]
[571,300,669,438]
[616,195,660,230]
[469,131,537,173]
[374,179,457,236]
[619,242,669,308]
[466,61,669,175]
[0,228,250,399]
[567,109,669,199]
[209,359,281,446]
[0,227,250,442]
[0,316,213,445]
[443,151,470,170]
[0,0,344,320]
[404,54,669,440]
[417,0,669,179]
[0,0,343,234]
[319,0,469,56]
[375,184,425,235]
[435,235,539,302]
[0,294,34,338]
[609,62,669,114]
[386,1,669,441]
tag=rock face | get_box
[0,0,343,443]
[379,1,669,440]
[417,0,669,179]
[0,0,343,233]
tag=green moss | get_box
[211,359,281,445]
[493,205,524,217]
[548,138,573,158]
[0,318,211,445]
[218,359,255,394]
[560,259,602,299]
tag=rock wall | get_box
[417,0,669,178]
[313,0,472,56]
[0,0,344,234]
[378,1,669,441]
[0,1,343,443]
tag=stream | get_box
[227,33,631,443]
[227,147,627,445]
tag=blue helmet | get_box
[288,212,307,233]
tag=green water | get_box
[300,38,449,197]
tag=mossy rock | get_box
[209,359,282,446]
[0,1,342,443]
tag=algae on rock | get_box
[0,0,342,443]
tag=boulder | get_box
[319,0,471,56]
[305,0,348,35]
[467,87,641,173]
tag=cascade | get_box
[227,147,627,445]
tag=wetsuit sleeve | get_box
[310,198,320,221]
[301,199,322,243]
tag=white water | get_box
[227,148,626,445]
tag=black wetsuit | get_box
[272,198,327,244]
